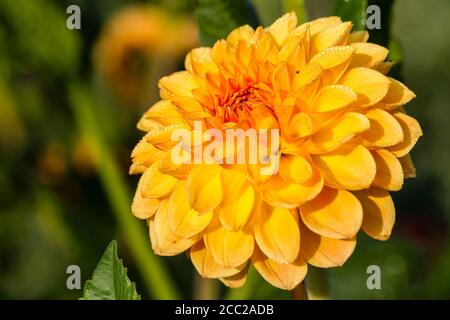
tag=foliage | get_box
[334,0,368,31]
[82,240,140,300]
[196,0,259,46]
[0,0,81,78]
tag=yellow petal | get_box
[371,149,404,191]
[262,168,324,208]
[311,22,352,54]
[131,177,159,219]
[278,37,301,64]
[159,71,199,99]
[279,154,313,184]
[300,187,363,239]
[267,12,297,47]
[131,137,161,161]
[218,168,255,231]
[311,85,357,112]
[299,221,356,268]
[354,188,395,241]
[308,46,355,84]
[150,200,199,256]
[309,46,355,71]
[249,104,279,130]
[279,25,309,66]
[398,154,416,178]
[310,112,370,153]
[235,39,253,73]
[129,163,149,175]
[347,31,369,43]
[141,162,178,199]
[211,39,233,66]
[379,77,416,111]
[130,138,165,174]
[185,47,218,76]
[254,30,279,62]
[312,144,376,190]
[252,247,307,290]
[339,67,390,107]
[142,100,180,118]
[254,205,300,264]
[190,241,243,278]
[186,164,223,214]
[361,108,404,148]
[246,162,272,184]
[293,63,322,91]
[159,149,193,179]
[145,123,189,146]
[168,183,213,238]
[376,61,396,75]
[387,112,422,157]
[308,16,342,36]
[349,43,389,68]
[220,265,249,288]
[173,96,206,114]
[285,23,309,45]
[204,219,254,268]
[227,25,255,46]
[137,118,163,134]
[272,62,293,93]
[285,112,314,138]
[137,100,183,131]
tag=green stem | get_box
[305,267,330,300]
[194,275,219,300]
[68,83,180,300]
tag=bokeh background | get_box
[0,0,449,299]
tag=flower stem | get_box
[194,275,219,300]
[68,83,180,299]
[291,282,308,300]
[305,268,330,300]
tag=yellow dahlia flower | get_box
[130,13,421,290]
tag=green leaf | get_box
[334,0,368,31]
[82,240,141,300]
[196,0,260,46]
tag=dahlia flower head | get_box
[130,13,421,290]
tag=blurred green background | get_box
[0,0,449,299]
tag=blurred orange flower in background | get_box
[93,5,198,107]
[130,12,422,290]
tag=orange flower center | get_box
[216,83,260,123]
[211,82,279,132]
